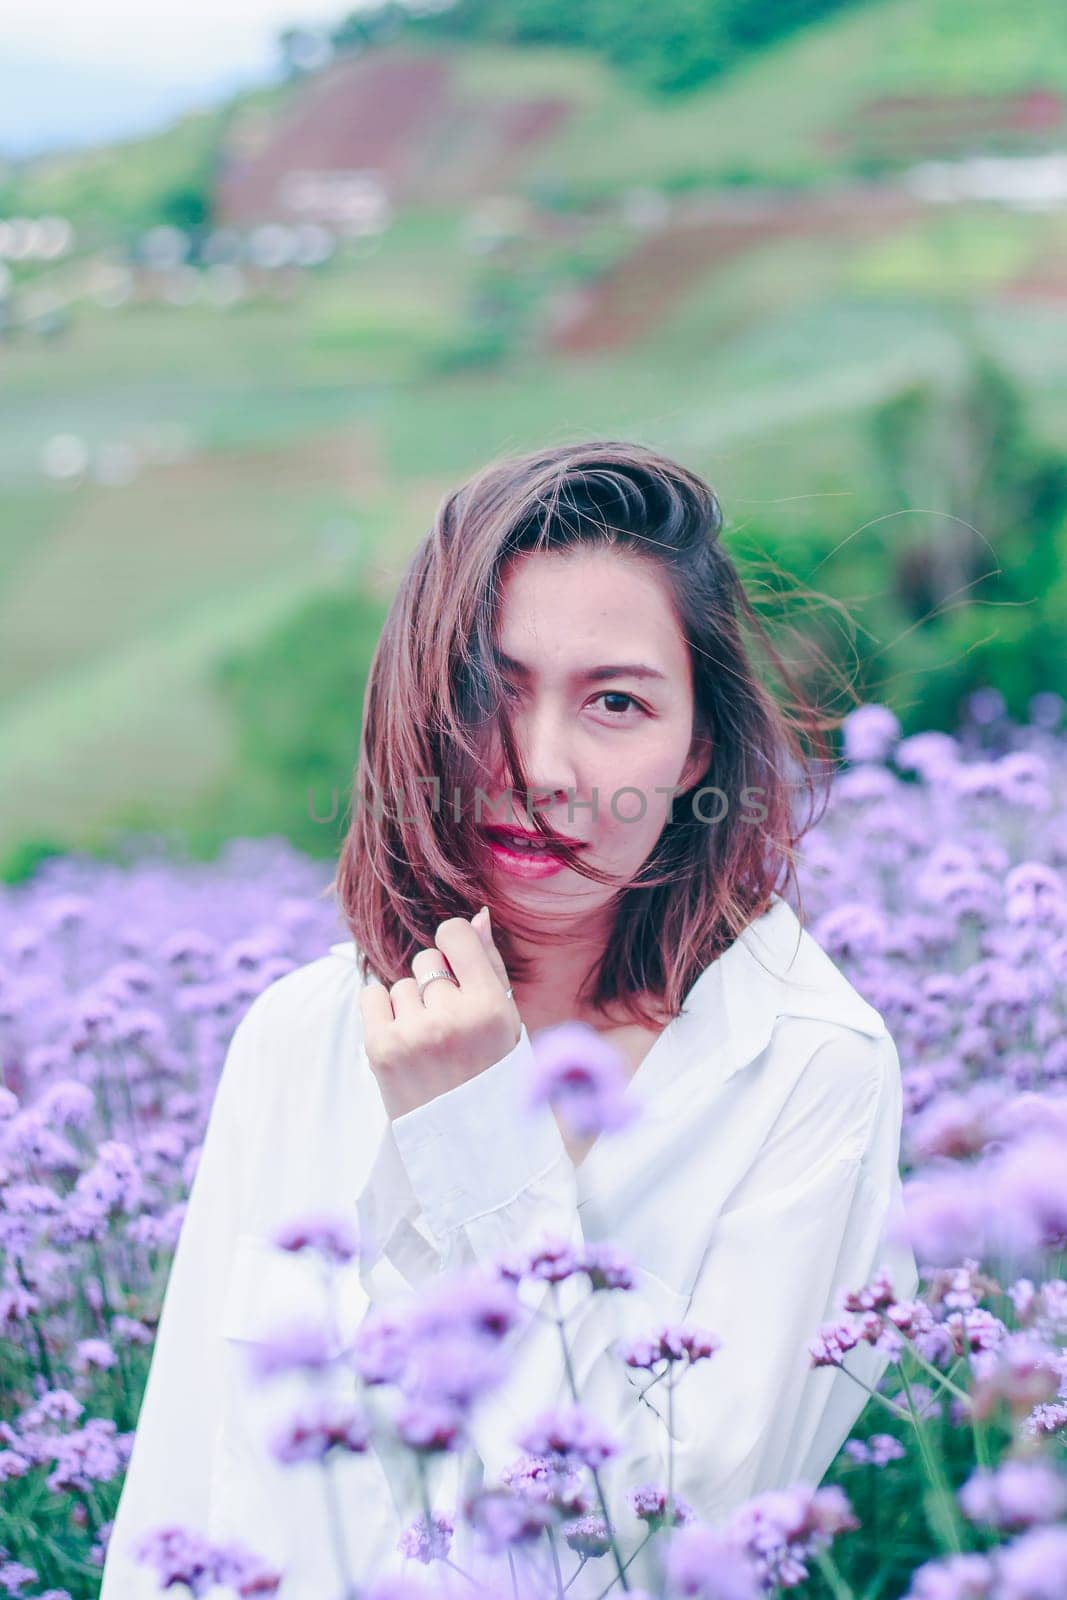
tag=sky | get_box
[2,1,358,158]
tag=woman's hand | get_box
[358,906,521,1119]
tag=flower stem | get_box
[812,1546,858,1600]
[591,1530,655,1600]
[321,1451,360,1600]
[666,1375,676,1522]
[551,1284,630,1594]
[546,1529,566,1600]
[835,1364,911,1422]
[884,1320,972,1404]
[959,1311,991,1471]
[898,1363,965,1555]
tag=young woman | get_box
[100,441,918,1598]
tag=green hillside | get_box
[3,0,1067,877]
[7,0,1067,226]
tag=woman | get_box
[100,441,918,1599]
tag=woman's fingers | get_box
[388,975,427,1021]
[434,913,511,999]
[358,975,395,1054]
[472,906,514,997]
[358,910,511,1051]
[410,946,457,1004]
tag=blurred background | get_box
[3,0,1067,884]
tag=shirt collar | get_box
[697,893,888,1086]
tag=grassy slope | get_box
[9,0,1067,221]
[0,79,299,236]
[476,0,1067,189]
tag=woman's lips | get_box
[481,827,582,880]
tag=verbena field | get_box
[2,702,1067,1599]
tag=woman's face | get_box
[478,546,708,918]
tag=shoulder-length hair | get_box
[330,439,835,1028]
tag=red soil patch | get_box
[822,88,1066,161]
[999,264,1067,303]
[217,56,452,224]
[548,188,927,355]
[215,51,574,225]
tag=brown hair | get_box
[330,439,835,1029]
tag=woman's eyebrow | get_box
[492,649,668,684]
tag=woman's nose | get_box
[522,710,579,802]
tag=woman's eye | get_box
[592,691,643,717]
[498,683,644,716]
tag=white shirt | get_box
[100,894,917,1599]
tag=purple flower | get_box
[903,1551,995,1599]
[895,730,959,780]
[352,1266,520,1453]
[210,1540,284,1596]
[993,1523,1067,1596]
[395,1398,466,1454]
[72,1338,117,1373]
[517,1405,617,1471]
[17,1390,84,1432]
[273,1212,360,1264]
[402,1326,509,1409]
[1004,863,1066,928]
[353,1308,410,1386]
[664,1524,761,1599]
[497,1237,636,1293]
[969,1331,1061,1421]
[894,1166,988,1270]
[628,1483,694,1527]
[580,1242,636,1292]
[812,902,890,961]
[43,1418,126,1494]
[563,1514,611,1558]
[269,1397,370,1465]
[0,1448,31,1482]
[397,1511,454,1564]
[988,1130,1067,1264]
[958,1460,1067,1531]
[841,1268,899,1315]
[0,1562,38,1594]
[619,1323,721,1370]
[411,1267,522,1345]
[466,1487,556,1553]
[247,1322,337,1383]
[843,1433,905,1468]
[498,1235,580,1285]
[500,1453,592,1516]
[726,1484,859,1590]
[528,1020,639,1138]
[131,1525,217,1596]
[842,703,900,764]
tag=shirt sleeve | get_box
[354,1113,455,1291]
[388,1024,575,1264]
[363,1020,918,1541]
[98,997,263,1598]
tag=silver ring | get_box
[416,968,458,1003]
[503,985,513,1000]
